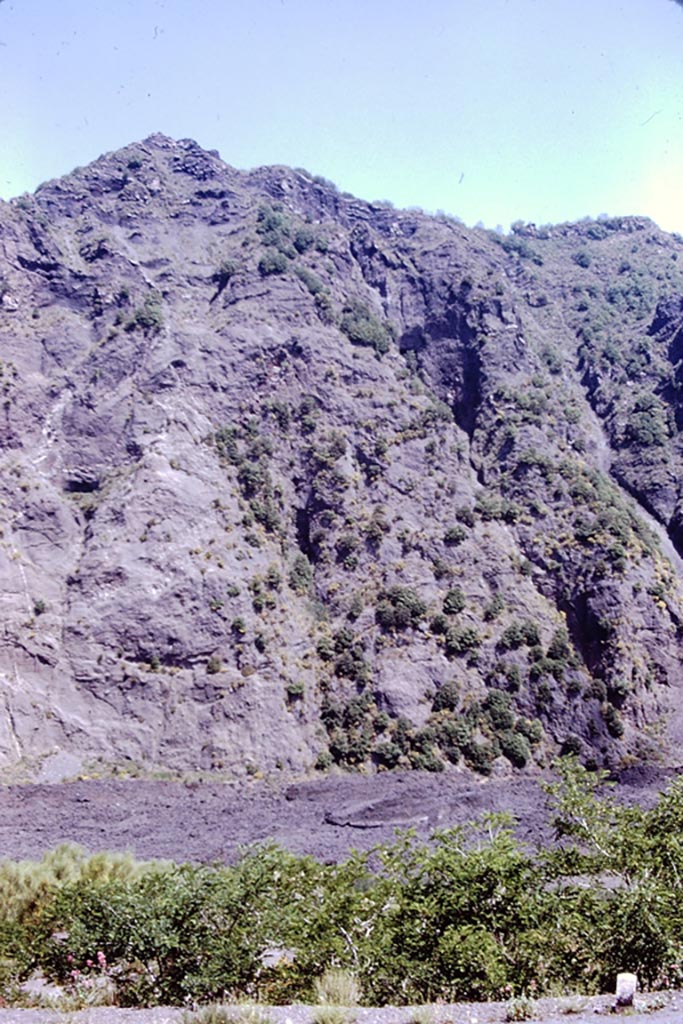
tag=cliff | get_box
[2,134,683,781]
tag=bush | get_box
[432,679,459,712]
[258,251,289,276]
[373,741,402,769]
[483,690,514,731]
[572,250,592,268]
[375,586,427,631]
[443,587,466,615]
[294,265,325,295]
[444,625,480,657]
[430,613,450,635]
[455,506,476,527]
[293,227,317,254]
[547,627,571,663]
[126,295,163,334]
[603,703,625,738]
[289,554,313,594]
[444,524,467,546]
[314,968,361,1006]
[256,204,293,253]
[499,623,524,650]
[499,620,540,650]
[517,717,544,744]
[484,593,505,621]
[499,730,531,768]
[340,300,391,355]
[463,739,499,774]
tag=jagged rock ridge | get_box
[1,133,683,782]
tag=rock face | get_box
[2,134,683,781]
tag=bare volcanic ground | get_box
[0,765,676,865]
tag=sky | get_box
[1,0,682,233]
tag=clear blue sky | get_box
[1,0,682,232]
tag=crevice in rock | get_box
[295,506,315,561]
[64,476,100,494]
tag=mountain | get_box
[2,133,683,783]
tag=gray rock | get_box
[1,136,683,782]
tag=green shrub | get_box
[455,506,476,527]
[484,593,505,621]
[336,533,360,564]
[434,715,470,762]
[256,204,294,253]
[463,739,499,774]
[500,234,544,264]
[315,291,336,324]
[373,740,402,769]
[505,994,536,1021]
[483,690,514,731]
[626,394,669,447]
[293,227,317,254]
[499,730,531,768]
[443,587,465,615]
[603,703,625,737]
[560,734,583,757]
[14,762,683,1006]
[444,524,467,546]
[516,718,544,744]
[376,586,427,631]
[289,554,313,594]
[430,613,450,636]
[547,627,571,663]
[340,300,391,355]
[294,265,325,295]
[365,507,390,544]
[432,679,459,712]
[444,625,481,657]
[126,295,163,334]
[520,620,541,646]
[258,251,289,276]
[499,620,540,650]
[572,250,592,268]
[499,622,524,650]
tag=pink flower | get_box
[66,954,74,963]
[97,950,107,966]
[86,959,93,967]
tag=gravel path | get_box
[1,993,683,1024]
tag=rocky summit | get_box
[2,133,683,784]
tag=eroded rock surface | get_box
[2,135,683,781]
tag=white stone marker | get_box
[615,972,638,1008]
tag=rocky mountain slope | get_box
[2,134,683,783]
